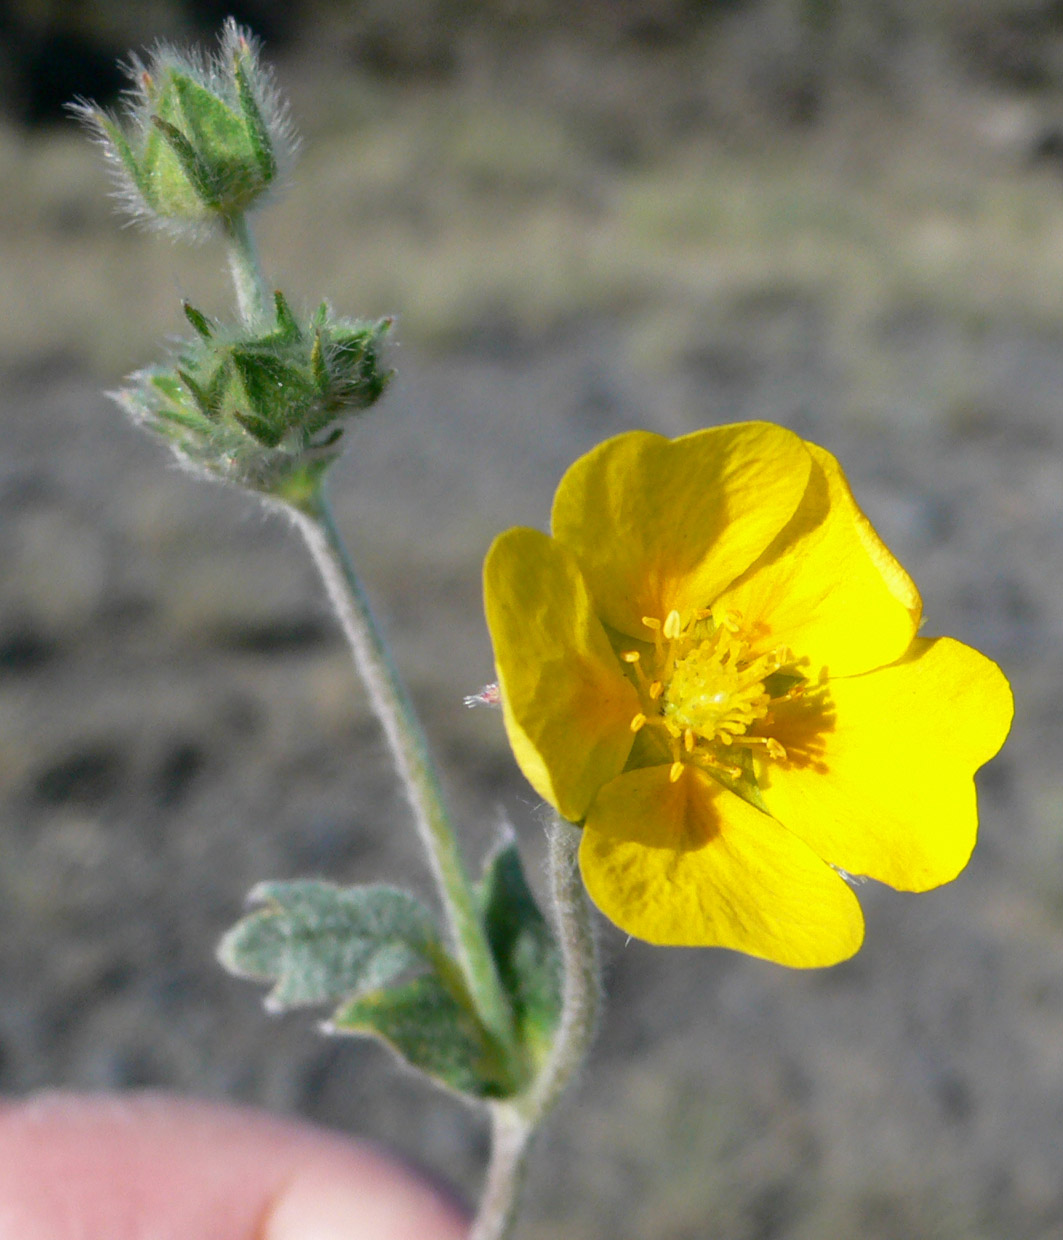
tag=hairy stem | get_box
[224,211,270,328]
[525,816,601,1123]
[470,1106,533,1240]
[470,816,601,1240]
[292,489,517,1059]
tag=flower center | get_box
[664,634,774,742]
[621,608,802,786]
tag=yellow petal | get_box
[758,637,1014,891]
[580,765,865,966]
[484,527,642,822]
[715,441,921,678]
[551,424,812,639]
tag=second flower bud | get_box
[117,291,392,507]
[73,18,293,233]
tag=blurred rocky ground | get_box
[2,4,1063,1238]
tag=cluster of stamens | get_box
[621,608,802,784]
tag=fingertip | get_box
[263,1148,469,1240]
[0,1091,470,1240]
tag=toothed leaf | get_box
[218,881,442,1010]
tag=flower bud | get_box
[116,291,392,507]
[71,19,294,234]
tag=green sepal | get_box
[203,360,231,418]
[232,406,283,447]
[233,46,277,181]
[176,367,220,420]
[183,301,216,340]
[95,112,155,206]
[149,371,186,403]
[151,114,221,209]
[231,346,316,434]
[136,118,199,217]
[323,324,393,419]
[272,290,301,341]
[146,373,215,436]
[709,745,770,814]
[217,880,442,1010]
[763,671,806,698]
[331,974,514,1098]
[310,330,328,393]
[170,69,241,140]
[154,405,216,437]
[477,837,562,1073]
[169,70,253,200]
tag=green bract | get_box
[116,291,392,506]
[72,18,292,233]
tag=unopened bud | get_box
[71,19,294,235]
[116,292,392,507]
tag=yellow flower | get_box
[483,423,1013,967]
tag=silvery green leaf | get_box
[330,974,514,1098]
[218,880,442,1011]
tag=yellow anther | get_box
[631,598,803,785]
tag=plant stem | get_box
[470,816,601,1240]
[293,503,600,1240]
[525,816,601,1124]
[292,489,517,1059]
[224,211,270,328]
[470,1106,533,1240]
